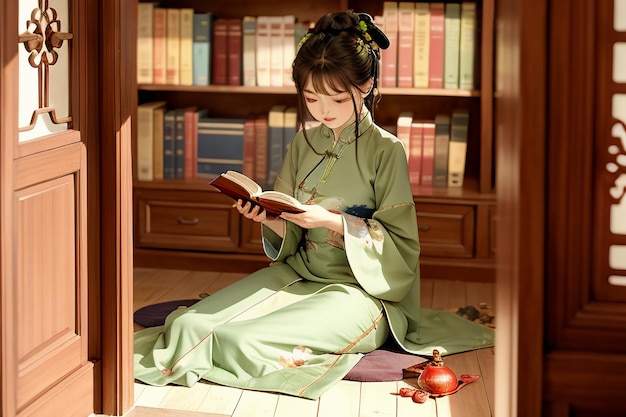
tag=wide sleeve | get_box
[343,141,420,302]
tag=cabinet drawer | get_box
[135,189,239,251]
[415,203,475,258]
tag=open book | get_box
[209,170,305,216]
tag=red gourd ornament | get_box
[417,349,458,395]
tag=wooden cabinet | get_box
[133,0,496,281]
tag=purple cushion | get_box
[134,299,200,328]
[344,349,427,382]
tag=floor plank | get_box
[195,383,243,415]
[317,380,360,417]
[358,381,397,417]
[231,390,279,417]
[273,394,319,417]
[442,351,492,417]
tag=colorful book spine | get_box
[152,104,166,180]
[448,110,469,187]
[397,2,415,88]
[282,106,297,156]
[152,7,167,84]
[227,18,243,86]
[179,8,194,86]
[136,101,167,181]
[267,105,287,187]
[459,2,477,90]
[243,115,256,178]
[166,8,180,85]
[381,2,399,88]
[192,13,212,86]
[268,16,284,87]
[396,111,413,161]
[254,114,269,185]
[421,122,436,186]
[242,16,257,86]
[428,3,445,89]
[413,3,430,88]
[211,18,229,85]
[443,3,461,89]
[163,109,177,179]
[255,16,271,87]
[408,121,423,184]
[433,114,451,187]
[137,2,154,84]
[282,15,296,87]
[174,109,185,179]
[196,117,246,177]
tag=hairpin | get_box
[357,13,390,50]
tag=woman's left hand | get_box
[280,204,344,234]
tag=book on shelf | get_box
[211,18,229,85]
[413,2,430,88]
[254,113,269,185]
[408,121,423,184]
[396,111,413,160]
[152,7,167,84]
[137,2,154,84]
[381,1,398,88]
[242,16,257,86]
[197,116,246,178]
[420,121,436,186]
[192,12,212,86]
[179,8,194,86]
[166,8,181,85]
[428,2,445,89]
[433,114,451,187]
[397,2,415,88]
[459,2,477,90]
[174,109,186,179]
[243,115,256,178]
[255,16,271,87]
[443,3,461,89]
[209,170,305,216]
[448,109,469,187]
[269,16,284,87]
[282,15,296,87]
[283,106,297,157]
[136,101,167,181]
[227,17,243,86]
[267,104,287,187]
[152,104,166,180]
[184,107,209,179]
[163,108,177,179]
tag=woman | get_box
[134,10,494,399]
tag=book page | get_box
[223,170,263,195]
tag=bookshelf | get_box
[133,0,496,281]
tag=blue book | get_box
[174,109,185,179]
[197,117,246,177]
[163,109,177,179]
[267,105,286,187]
[193,13,212,86]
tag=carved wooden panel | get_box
[546,0,626,354]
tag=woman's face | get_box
[303,79,365,134]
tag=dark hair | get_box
[292,11,388,152]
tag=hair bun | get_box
[357,13,390,50]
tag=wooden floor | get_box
[125,268,495,417]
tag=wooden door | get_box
[1,1,96,416]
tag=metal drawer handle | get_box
[177,217,200,225]
[418,225,431,232]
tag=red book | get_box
[211,18,228,85]
[381,2,398,88]
[428,3,445,89]
[408,122,423,184]
[183,107,208,179]
[254,114,269,185]
[227,18,242,86]
[152,8,167,84]
[243,115,256,178]
[421,122,436,185]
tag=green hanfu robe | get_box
[133,111,494,399]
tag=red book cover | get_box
[152,8,167,84]
[243,115,256,178]
[408,122,423,184]
[227,18,242,86]
[428,3,445,89]
[211,18,228,85]
[421,122,436,185]
[183,107,208,179]
[254,114,269,185]
[381,2,398,88]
